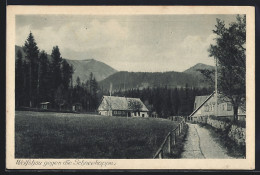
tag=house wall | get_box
[112,110,128,117]
[131,111,148,117]
[99,110,112,116]
[41,104,48,109]
[99,110,148,117]
[192,95,245,118]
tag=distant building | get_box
[189,92,246,122]
[151,111,158,118]
[72,103,82,112]
[97,96,149,117]
[40,102,50,110]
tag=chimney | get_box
[110,82,112,97]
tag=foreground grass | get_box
[15,111,179,158]
[198,123,245,158]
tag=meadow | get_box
[15,111,179,158]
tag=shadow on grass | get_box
[198,123,245,158]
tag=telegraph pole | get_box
[215,57,218,117]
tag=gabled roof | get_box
[98,96,149,112]
[189,92,215,117]
[40,102,50,105]
[194,95,209,111]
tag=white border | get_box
[6,6,255,170]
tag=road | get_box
[181,123,233,159]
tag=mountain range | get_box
[15,45,117,83]
[15,45,213,89]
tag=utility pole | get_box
[109,82,112,116]
[215,57,218,117]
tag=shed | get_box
[72,103,82,112]
[40,102,50,110]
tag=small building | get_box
[40,102,50,110]
[189,92,246,122]
[97,96,149,117]
[72,103,82,112]
[151,111,158,118]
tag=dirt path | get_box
[181,123,233,159]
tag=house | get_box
[189,92,246,122]
[97,96,149,117]
[40,102,50,110]
[72,103,82,112]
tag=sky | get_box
[16,15,238,72]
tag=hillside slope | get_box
[15,45,117,83]
[66,59,117,83]
[183,63,214,76]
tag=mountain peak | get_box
[183,63,214,74]
[83,58,95,62]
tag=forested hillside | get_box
[99,71,210,91]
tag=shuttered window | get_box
[227,103,232,111]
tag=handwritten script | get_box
[16,159,116,167]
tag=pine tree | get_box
[15,49,24,107]
[61,59,73,90]
[51,46,63,104]
[51,46,62,86]
[23,32,39,107]
[38,51,50,102]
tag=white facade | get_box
[131,111,149,118]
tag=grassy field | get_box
[15,111,179,158]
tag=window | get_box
[114,111,117,114]
[204,105,209,112]
[227,103,232,111]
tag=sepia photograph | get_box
[6,6,255,169]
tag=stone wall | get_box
[228,124,246,146]
[197,117,246,146]
[207,117,230,131]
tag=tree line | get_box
[15,32,99,111]
[112,85,212,118]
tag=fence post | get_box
[167,134,172,154]
[173,131,176,146]
[158,150,163,159]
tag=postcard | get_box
[6,6,255,170]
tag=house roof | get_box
[194,95,209,111]
[98,96,149,112]
[190,92,246,117]
[189,92,215,117]
[40,102,50,105]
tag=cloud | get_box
[16,19,129,57]
[16,15,230,72]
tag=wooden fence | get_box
[153,119,186,159]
